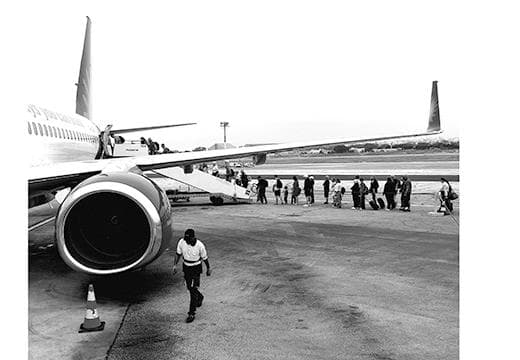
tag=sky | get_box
[8,0,498,151]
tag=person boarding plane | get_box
[28,17,442,276]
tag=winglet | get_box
[76,16,91,119]
[427,80,441,132]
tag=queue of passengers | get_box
[248,174,452,213]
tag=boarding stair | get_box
[147,167,253,205]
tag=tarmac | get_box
[29,191,458,359]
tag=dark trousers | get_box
[258,189,267,203]
[352,193,360,208]
[401,194,411,209]
[360,194,366,209]
[385,193,396,209]
[183,264,203,315]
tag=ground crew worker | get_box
[173,229,211,323]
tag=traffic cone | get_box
[79,284,105,333]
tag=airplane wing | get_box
[29,125,441,194]
[109,123,196,135]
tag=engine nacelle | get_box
[55,172,173,275]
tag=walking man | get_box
[173,229,211,323]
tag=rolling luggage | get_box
[377,198,386,210]
[368,199,379,210]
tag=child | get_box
[283,185,289,204]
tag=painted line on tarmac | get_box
[105,303,132,360]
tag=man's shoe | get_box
[186,314,195,323]
[197,295,204,307]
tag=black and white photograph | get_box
[2,1,519,359]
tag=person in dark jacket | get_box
[240,170,249,188]
[273,176,283,205]
[399,176,412,211]
[291,176,301,205]
[309,176,315,204]
[359,178,368,210]
[303,175,313,206]
[383,177,396,210]
[351,176,361,209]
[369,177,379,202]
[323,176,330,204]
[257,176,268,204]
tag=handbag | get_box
[448,191,458,200]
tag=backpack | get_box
[340,187,346,195]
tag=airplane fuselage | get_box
[26,104,101,166]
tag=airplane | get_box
[28,17,442,276]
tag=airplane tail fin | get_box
[427,80,441,132]
[75,16,91,120]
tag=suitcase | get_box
[377,198,386,210]
[368,199,379,210]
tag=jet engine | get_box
[55,172,173,275]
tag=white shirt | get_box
[176,238,208,266]
[333,183,343,193]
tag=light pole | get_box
[220,121,229,143]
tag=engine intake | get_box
[55,172,173,275]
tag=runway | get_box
[29,194,458,359]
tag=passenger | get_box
[235,173,242,186]
[240,170,249,189]
[399,176,412,212]
[383,177,396,210]
[257,176,268,204]
[291,176,301,205]
[369,177,379,202]
[172,229,211,323]
[323,175,330,204]
[283,185,289,204]
[147,137,155,155]
[390,175,400,209]
[161,143,171,153]
[351,176,361,210]
[438,177,454,213]
[273,175,283,205]
[225,162,235,182]
[359,178,368,210]
[211,162,219,177]
[332,179,343,208]
[309,175,315,204]
[303,175,313,207]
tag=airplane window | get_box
[32,122,38,135]
[28,122,32,134]
[43,124,49,137]
[38,123,43,136]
